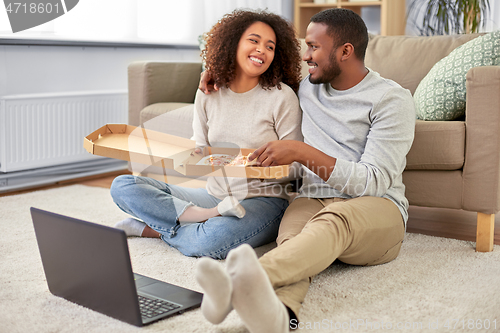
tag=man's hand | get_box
[248,141,303,166]
[249,140,337,182]
[199,71,219,95]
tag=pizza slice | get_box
[198,153,259,167]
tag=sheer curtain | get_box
[485,1,500,32]
[0,0,292,44]
[1,0,499,41]
[137,0,292,45]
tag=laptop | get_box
[30,207,203,327]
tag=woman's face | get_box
[235,21,276,81]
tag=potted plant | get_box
[407,0,490,35]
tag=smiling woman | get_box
[109,8,303,261]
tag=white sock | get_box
[195,257,233,324]
[217,196,246,218]
[114,218,146,237]
[226,244,289,333]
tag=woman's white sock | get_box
[226,244,289,333]
[114,218,146,237]
[195,257,233,324]
[217,196,246,218]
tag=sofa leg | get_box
[476,213,495,252]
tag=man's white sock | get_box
[114,218,146,237]
[226,244,289,333]
[217,196,246,218]
[195,257,233,324]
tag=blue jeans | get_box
[110,175,288,259]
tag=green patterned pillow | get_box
[414,31,500,120]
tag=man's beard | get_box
[308,50,341,85]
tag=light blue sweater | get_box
[297,69,416,223]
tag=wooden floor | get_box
[0,170,131,198]
[2,171,499,246]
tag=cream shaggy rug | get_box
[1,184,499,333]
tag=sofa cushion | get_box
[140,103,194,139]
[414,31,500,120]
[365,33,483,95]
[405,120,465,170]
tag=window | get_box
[0,0,292,45]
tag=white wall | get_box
[0,44,201,97]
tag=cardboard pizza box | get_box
[84,124,289,179]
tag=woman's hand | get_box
[191,147,204,156]
[198,71,219,95]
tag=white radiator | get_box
[0,91,128,173]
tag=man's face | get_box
[303,22,341,85]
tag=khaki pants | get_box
[259,196,405,318]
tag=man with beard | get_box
[196,8,416,333]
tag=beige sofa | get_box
[128,34,499,252]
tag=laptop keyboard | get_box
[138,294,181,320]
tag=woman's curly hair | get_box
[202,9,302,93]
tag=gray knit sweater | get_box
[193,83,303,201]
[297,69,416,223]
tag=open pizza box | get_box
[83,124,289,179]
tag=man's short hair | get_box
[310,8,369,61]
